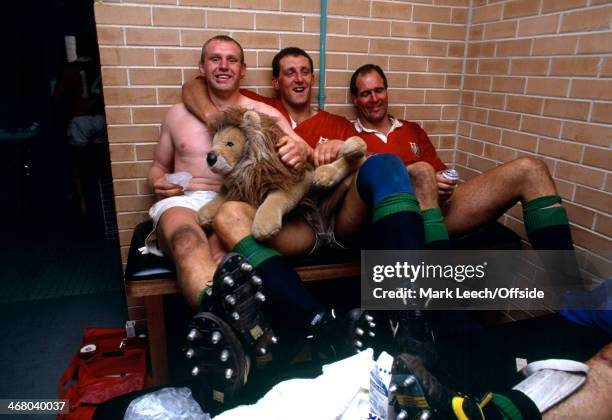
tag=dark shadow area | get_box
[0,291,128,419]
[0,0,126,408]
[1,0,116,242]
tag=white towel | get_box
[214,349,375,420]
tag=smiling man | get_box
[145,36,311,307]
[143,36,321,400]
[349,64,577,256]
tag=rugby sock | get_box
[478,391,541,420]
[523,195,581,299]
[356,154,425,250]
[233,235,324,330]
[523,195,573,251]
[233,235,280,268]
[422,207,451,250]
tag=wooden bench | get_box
[125,220,521,385]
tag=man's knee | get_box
[406,161,436,186]
[513,156,550,178]
[212,201,256,238]
[407,161,435,177]
[169,225,205,257]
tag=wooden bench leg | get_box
[144,295,168,385]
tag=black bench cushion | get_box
[125,220,361,281]
[125,220,176,281]
[125,220,521,281]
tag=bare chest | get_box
[172,121,212,159]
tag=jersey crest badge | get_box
[410,142,421,157]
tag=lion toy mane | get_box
[196,107,366,240]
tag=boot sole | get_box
[185,312,249,404]
[212,252,276,366]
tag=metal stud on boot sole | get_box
[211,252,276,367]
[184,312,248,402]
[211,331,222,344]
[187,328,199,341]
[251,275,262,286]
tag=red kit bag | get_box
[57,327,152,420]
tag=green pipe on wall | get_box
[318,0,327,110]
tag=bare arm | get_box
[182,77,217,124]
[148,117,182,199]
[251,101,313,168]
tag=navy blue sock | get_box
[256,256,325,331]
[362,212,425,250]
[233,236,324,332]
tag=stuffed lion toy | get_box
[196,108,366,240]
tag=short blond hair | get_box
[200,35,245,65]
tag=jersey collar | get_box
[354,116,403,143]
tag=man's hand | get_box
[153,175,183,199]
[276,135,312,168]
[313,140,344,167]
[435,170,456,199]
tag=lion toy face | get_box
[206,125,247,175]
[204,107,308,208]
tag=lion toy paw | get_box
[252,210,282,240]
[339,136,367,160]
[313,136,367,188]
[313,165,343,188]
[196,207,214,228]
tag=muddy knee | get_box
[407,162,436,187]
[170,225,205,258]
[406,162,438,209]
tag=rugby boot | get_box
[310,309,394,360]
[392,310,438,368]
[203,252,278,368]
[184,312,249,405]
[390,353,485,420]
[343,309,394,357]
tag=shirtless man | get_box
[146,36,311,309]
[146,36,319,400]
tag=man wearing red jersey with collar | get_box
[348,63,577,255]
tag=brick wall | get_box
[94,1,610,320]
[459,0,611,281]
[94,0,471,268]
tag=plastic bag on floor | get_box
[124,387,211,420]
